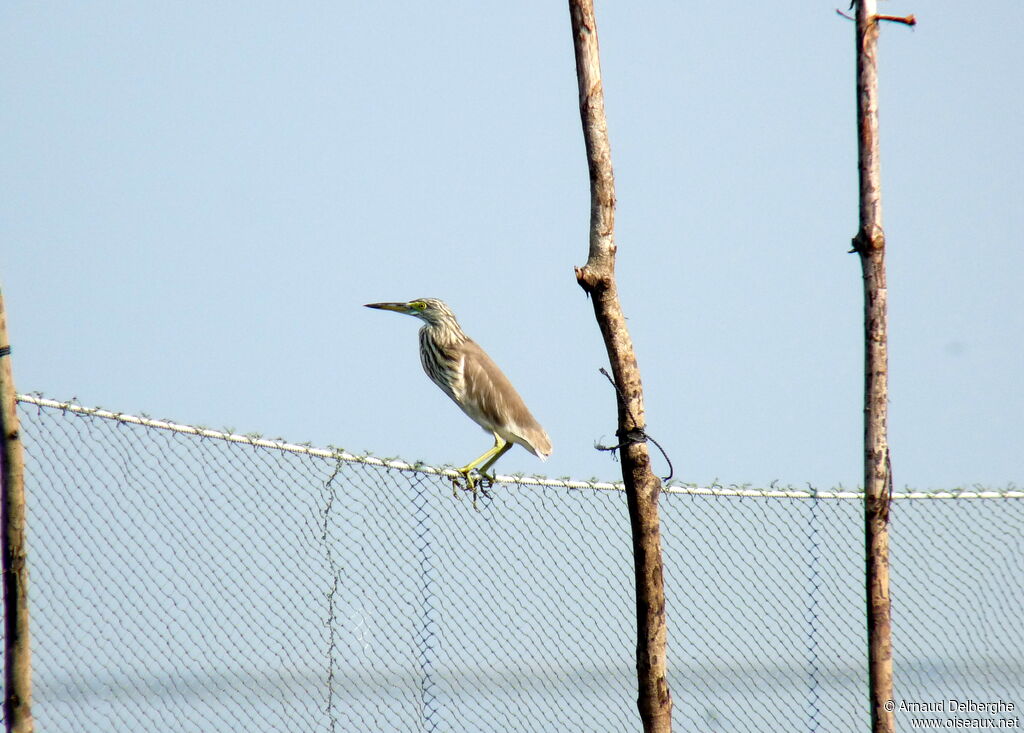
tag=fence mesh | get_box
[11,395,1024,732]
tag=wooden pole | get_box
[851,3,894,732]
[567,2,673,731]
[0,289,34,733]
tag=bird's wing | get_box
[461,339,552,458]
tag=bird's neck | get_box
[421,320,468,349]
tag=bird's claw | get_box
[451,470,494,510]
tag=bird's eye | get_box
[412,301,426,310]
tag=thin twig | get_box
[877,14,916,27]
[836,9,917,28]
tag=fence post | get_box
[567,2,673,731]
[0,289,34,733]
[851,3,895,732]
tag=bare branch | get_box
[837,9,917,28]
[877,14,916,26]
[852,0,898,731]
[567,1,673,730]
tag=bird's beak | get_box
[364,302,412,314]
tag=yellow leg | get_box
[458,435,507,475]
[478,441,513,476]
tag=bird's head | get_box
[364,298,458,328]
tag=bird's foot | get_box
[452,470,494,510]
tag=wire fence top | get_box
[15,393,1022,501]
[13,390,1024,733]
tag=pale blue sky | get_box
[3,1,1022,489]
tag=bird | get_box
[365,298,552,502]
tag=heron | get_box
[365,298,552,502]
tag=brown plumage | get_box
[365,298,551,488]
[457,339,552,459]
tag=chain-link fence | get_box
[11,395,1024,732]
